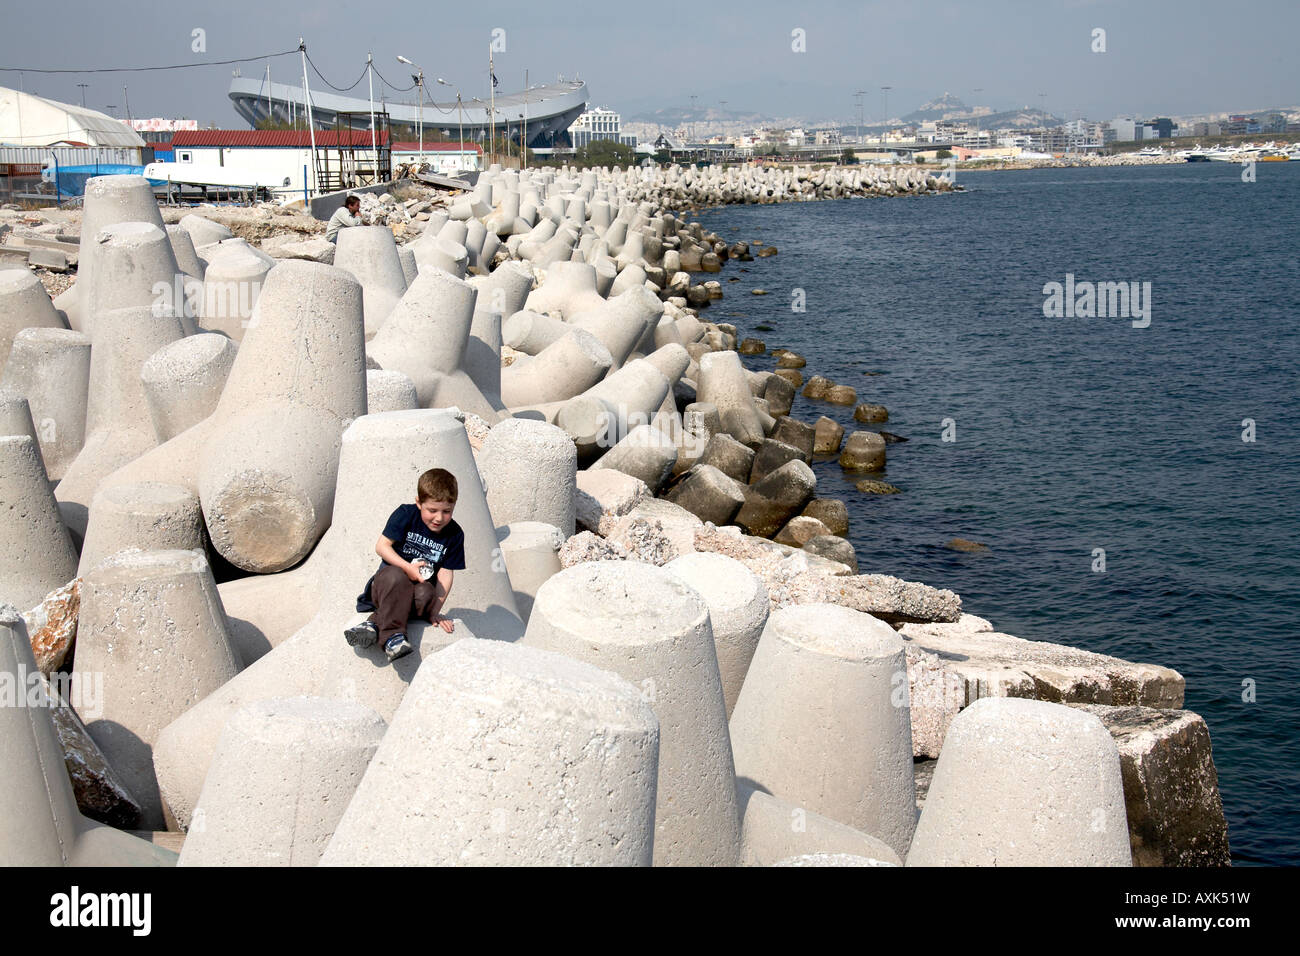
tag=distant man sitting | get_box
[325,195,362,243]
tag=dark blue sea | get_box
[696,163,1300,866]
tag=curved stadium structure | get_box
[228,77,588,150]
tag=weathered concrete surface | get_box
[907,697,1132,867]
[737,782,903,867]
[899,616,1185,709]
[1072,703,1231,867]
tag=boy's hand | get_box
[432,614,455,634]
[406,560,427,583]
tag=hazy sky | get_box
[2,0,1296,126]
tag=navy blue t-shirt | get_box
[356,504,466,611]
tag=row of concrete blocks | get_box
[2,547,1131,866]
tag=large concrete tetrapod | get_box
[664,553,769,719]
[97,261,367,573]
[501,329,612,407]
[153,410,524,829]
[2,327,92,481]
[78,481,205,577]
[320,638,660,866]
[570,286,663,374]
[906,698,1132,867]
[54,302,187,542]
[523,561,742,866]
[728,603,917,858]
[140,333,237,443]
[197,242,272,341]
[698,351,766,448]
[334,225,407,338]
[86,221,193,335]
[74,549,242,829]
[55,174,165,333]
[178,697,386,867]
[0,607,176,866]
[367,267,501,421]
[480,417,577,534]
[0,268,64,364]
[0,435,78,610]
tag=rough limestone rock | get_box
[906,698,1132,867]
[1072,703,1231,867]
[824,574,963,625]
[22,578,79,675]
[898,617,1185,708]
[41,674,143,829]
[558,530,631,568]
[574,468,651,533]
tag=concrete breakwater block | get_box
[1,327,92,481]
[368,267,502,421]
[365,368,419,413]
[729,603,918,858]
[0,606,176,866]
[591,423,678,494]
[1071,703,1231,867]
[0,435,78,610]
[140,333,237,443]
[698,351,765,448]
[665,463,746,526]
[320,639,660,866]
[78,481,204,578]
[664,552,769,719]
[154,410,523,829]
[75,549,242,829]
[496,522,564,624]
[58,174,166,333]
[481,417,577,534]
[333,225,407,338]
[198,243,271,341]
[523,561,742,866]
[55,303,188,543]
[906,697,1132,866]
[501,328,612,407]
[738,783,902,867]
[0,267,64,363]
[179,697,386,867]
[734,459,818,539]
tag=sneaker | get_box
[384,633,413,662]
[344,620,378,648]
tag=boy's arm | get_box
[376,535,424,583]
[430,568,454,618]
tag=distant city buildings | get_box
[567,107,638,149]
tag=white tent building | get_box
[0,87,145,148]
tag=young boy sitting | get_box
[345,467,465,662]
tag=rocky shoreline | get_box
[0,163,1228,866]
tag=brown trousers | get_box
[369,563,437,642]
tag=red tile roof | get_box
[170,130,390,148]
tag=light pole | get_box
[397,55,425,162]
[855,90,866,145]
[437,78,465,173]
[880,86,892,134]
[76,83,88,108]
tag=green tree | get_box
[935,148,953,159]
[573,139,638,168]
[841,148,857,165]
